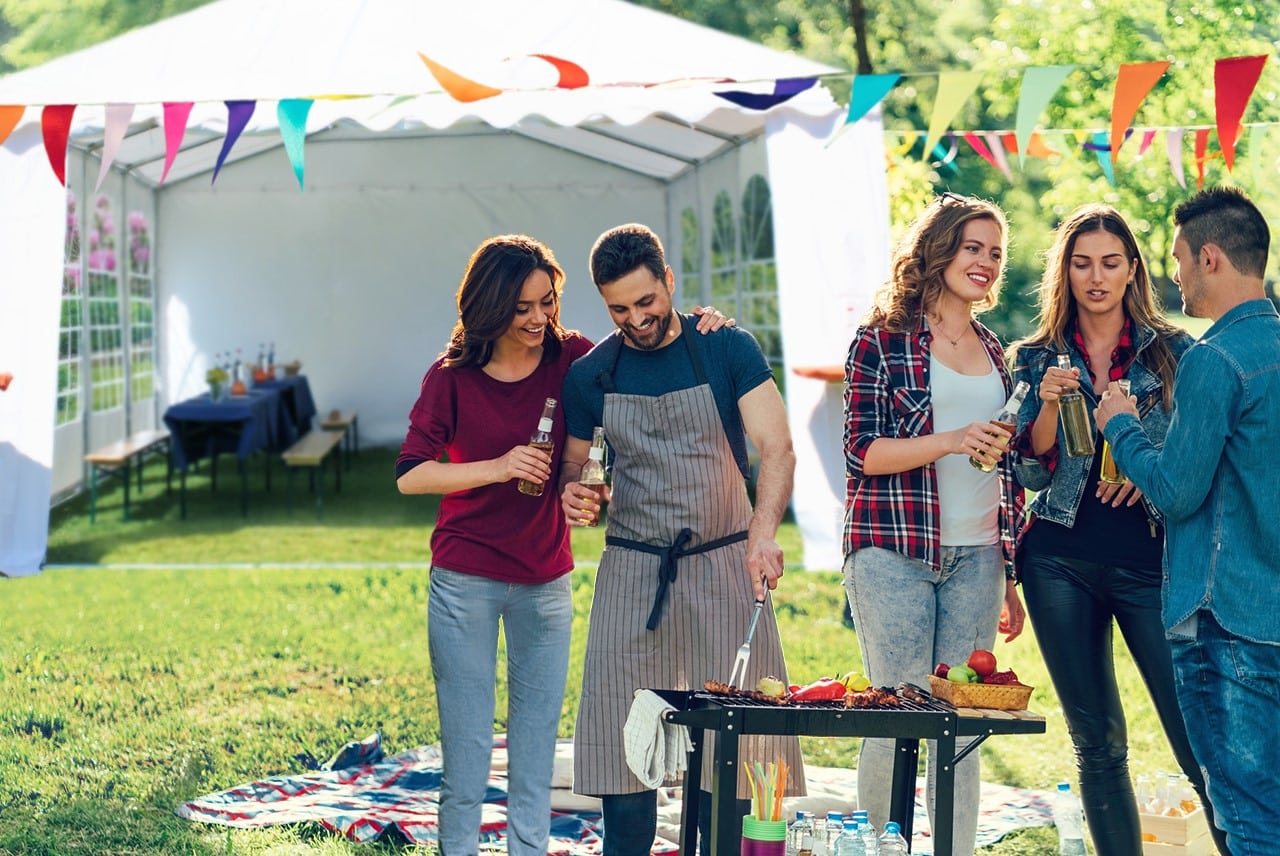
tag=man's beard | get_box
[620,309,674,350]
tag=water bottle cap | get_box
[1057,782,1071,791]
[884,821,900,834]
[843,819,857,830]
[852,810,868,818]
[827,811,842,820]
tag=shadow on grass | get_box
[47,447,442,566]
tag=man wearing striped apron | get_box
[560,224,804,856]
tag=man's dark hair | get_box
[589,223,667,287]
[1173,186,1270,278]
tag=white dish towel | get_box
[623,689,693,788]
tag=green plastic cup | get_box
[741,816,787,855]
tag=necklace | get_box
[928,314,967,347]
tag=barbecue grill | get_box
[654,688,1045,856]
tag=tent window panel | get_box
[710,192,738,320]
[127,210,156,402]
[740,175,774,261]
[680,207,701,312]
[85,195,125,412]
[58,192,82,426]
[711,271,738,321]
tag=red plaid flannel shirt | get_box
[843,320,1023,577]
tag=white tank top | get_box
[930,352,1002,546]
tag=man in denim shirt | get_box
[1096,186,1280,854]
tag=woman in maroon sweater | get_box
[396,234,725,856]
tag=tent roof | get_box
[0,0,845,186]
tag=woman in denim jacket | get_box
[1008,205,1226,856]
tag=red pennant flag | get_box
[1111,61,1169,165]
[1215,55,1267,172]
[41,105,76,186]
[530,54,589,89]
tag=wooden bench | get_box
[84,428,172,523]
[281,430,344,514]
[318,409,359,471]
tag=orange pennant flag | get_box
[1111,61,1169,165]
[1194,128,1218,190]
[530,54,590,89]
[999,131,1058,159]
[1215,55,1268,172]
[0,105,24,146]
[418,53,503,102]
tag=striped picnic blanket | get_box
[176,734,1053,853]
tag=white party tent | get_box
[0,0,889,577]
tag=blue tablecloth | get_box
[253,375,316,443]
[164,390,282,470]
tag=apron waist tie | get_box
[606,528,749,630]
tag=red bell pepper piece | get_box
[789,677,846,702]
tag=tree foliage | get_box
[0,0,213,69]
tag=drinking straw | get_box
[772,760,787,821]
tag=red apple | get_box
[967,649,997,678]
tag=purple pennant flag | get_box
[213,100,256,185]
[714,77,817,110]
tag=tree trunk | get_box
[849,0,873,74]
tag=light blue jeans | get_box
[843,545,1005,855]
[428,566,573,856]
[1171,610,1280,856]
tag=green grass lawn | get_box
[2,448,1188,854]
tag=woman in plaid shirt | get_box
[842,193,1026,853]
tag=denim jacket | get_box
[1105,300,1280,643]
[1010,324,1193,532]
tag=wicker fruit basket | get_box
[928,674,1033,710]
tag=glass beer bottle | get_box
[578,426,608,525]
[1055,353,1096,457]
[517,397,557,496]
[969,380,1030,473]
[1098,379,1132,484]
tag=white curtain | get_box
[0,123,65,577]
[766,111,889,571]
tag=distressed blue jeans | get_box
[844,545,1004,855]
[1171,611,1280,856]
[428,566,573,856]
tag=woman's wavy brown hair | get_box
[865,193,1008,332]
[442,235,569,369]
[1008,204,1181,410]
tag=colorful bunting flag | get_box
[1137,129,1157,156]
[213,100,256,184]
[962,132,1011,180]
[845,74,900,126]
[530,54,590,89]
[1110,61,1169,165]
[0,105,24,147]
[999,131,1058,159]
[714,77,816,110]
[1214,55,1268,171]
[1194,128,1212,189]
[931,136,961,176]
[923,71,984,160]
[95,103,134,192]
[41,105,75,186]
[160,102,194,184]
[1015,65,1074,168]
[277,99,313,190]
[1166,128,1186,189]
[1091,131,1115,186]
[417,53,503,102]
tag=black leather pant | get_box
[600,790,751,856]
[1022,553,1229,856]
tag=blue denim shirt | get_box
[1011,325,1193,530]
[1105,299,1280,643]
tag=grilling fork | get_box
[726,589,766,689]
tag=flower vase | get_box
[209,380,225,401]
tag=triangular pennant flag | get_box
[1015,65,1074,167]
[1194,128,1212,190]
[715,77,817,110]
[923,71,984,158]
[983,131,1013,180]
[1000,131,1058,159]
[160,102,194,184]
[931,136,961,176]
[41,105,76,186]
[1214,55,1267,171]
[95,103,134,192]
[846,74,900,126]
[530,54,589,89]
[278,99,313,190]
[1166,128,1186,189]
[0,105,24,147]
[213,100,256,184]
[1111,61,1169,165]
[1137,129,1157,156]
[963,132,1011,180]
[1092,131,1116,186]
[418,53,503,102]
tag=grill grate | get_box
[689,689,953,714]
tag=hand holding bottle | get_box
[561,477,611,526]
[1038,363,1081,406]
[957,420,1012,471]
[497,443,553,488]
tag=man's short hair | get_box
[1173,186,1270,278]
[590,223,668,287]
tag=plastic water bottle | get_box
[1053,782,1088,855]
[876,820,908,855]
[852,811,875,855]
[824,811,845,856]
[833,819,865,856]
[786,811,808,856]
